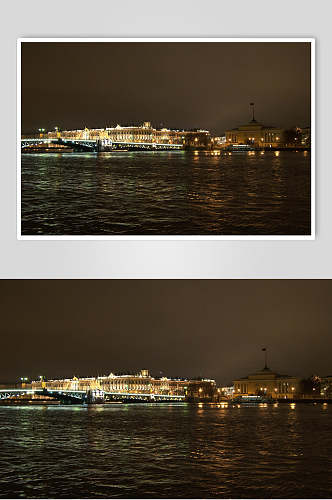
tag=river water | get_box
[21,151,311,236]
[0,403,330,498]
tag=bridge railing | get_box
[0,388,186,402]
[21,137,183,149]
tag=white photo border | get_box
[17,37,315,241]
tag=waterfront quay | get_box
[21,121,211,153]
[1,364,332,406]
[21,113,311,153]
[0,370,217,405]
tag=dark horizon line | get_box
[2,367,330,387]
[21,121,312,137]
[1,373,217,385]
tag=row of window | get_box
[227,134,280,143]
[234,382,296,394]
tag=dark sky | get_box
[1,280,330,385]
[21,42,311,135]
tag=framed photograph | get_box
[1,278,331,499]
[17,38,315,240]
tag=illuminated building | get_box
[219,385,235,397]
[46,122,211,148]
[211,136,226,147]
[233,366,301,399]
[225,104,284,148]
[320,376,332,398]
[31,369,217,401]
[185,379,218,402]
[299,126,311,146]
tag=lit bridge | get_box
[21,138,183,152]
[0,388,185,404]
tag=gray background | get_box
[1,0,330,278]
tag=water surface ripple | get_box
[21,151,311,235]
[0,404,330,498]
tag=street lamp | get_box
[38,128,45,138]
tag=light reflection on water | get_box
[21,151,311,236]
[0,404,331,498]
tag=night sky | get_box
[21,41,311,135]
[1,280,330,385]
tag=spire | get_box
[250,102,256,122]
[262,347,268,369]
